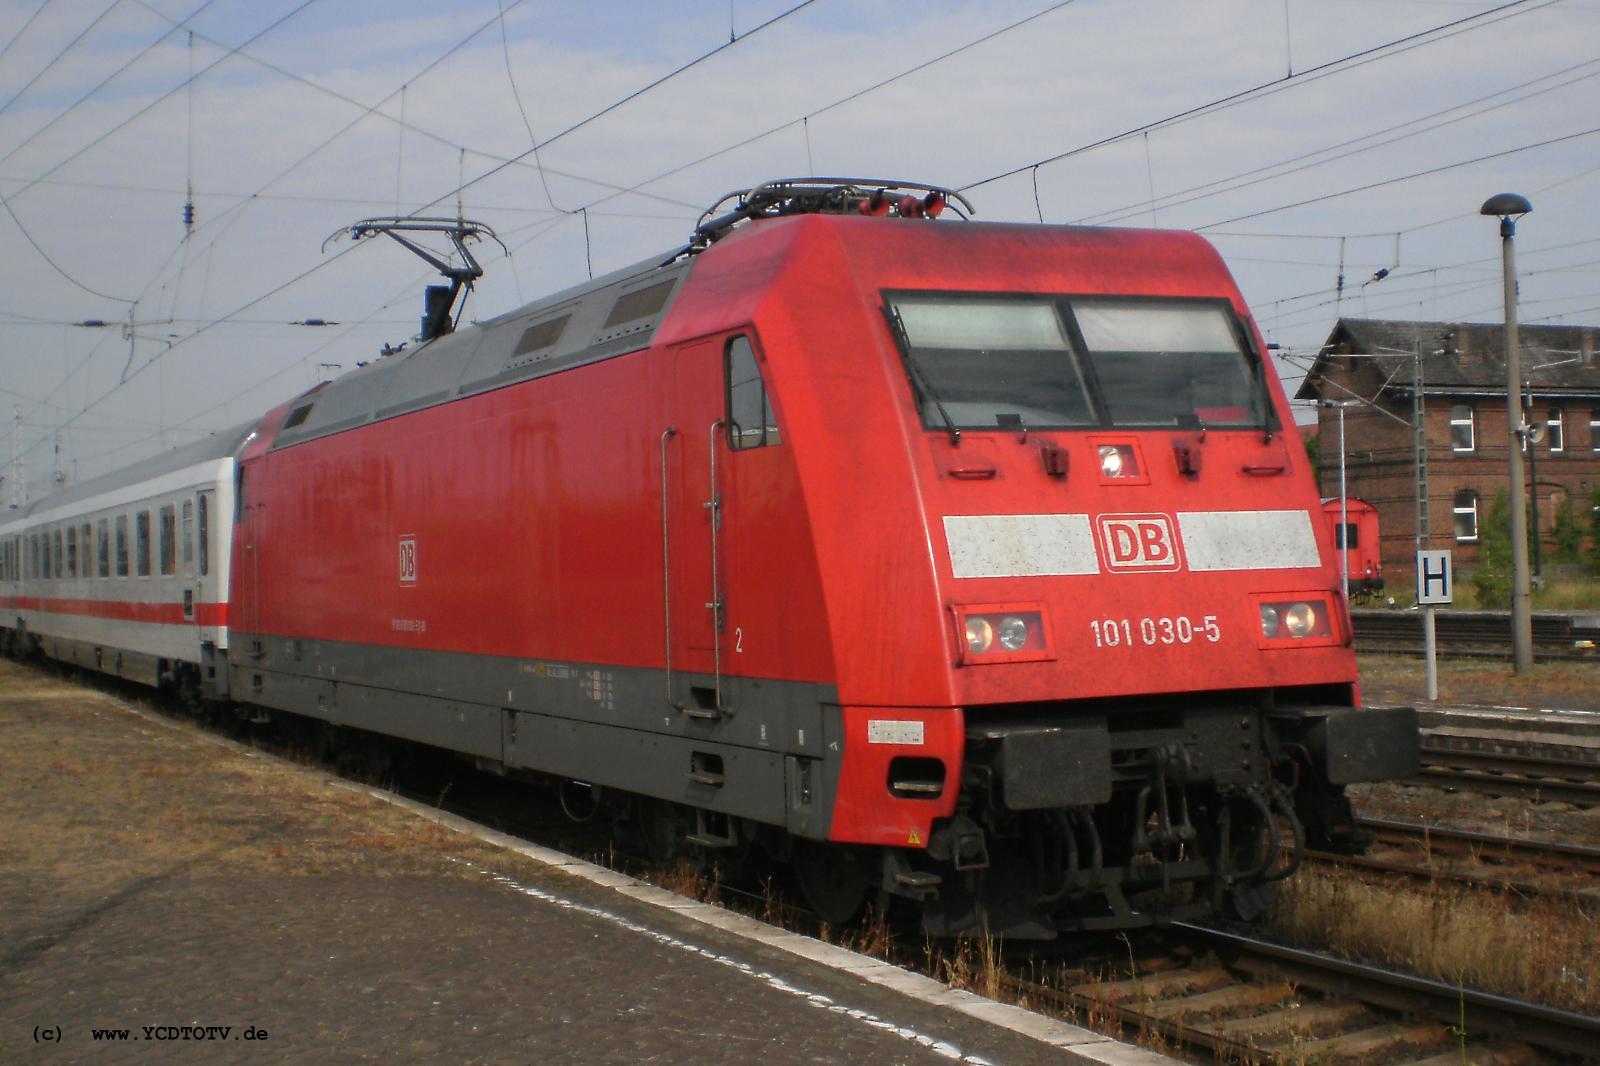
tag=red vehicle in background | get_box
[1322,497,1384,599]
[5,180,1418,938]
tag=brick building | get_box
[1294,318,1600,587]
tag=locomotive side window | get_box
[97,520,110,578]
[885,294,1268,430]
[159,504,177,576]
[1335,522,1358,549]
[1450,405,1475,453]
[726,335,780,450]
[1453,490,1479,543]
[135,510,152,577]
[115,515,129,577]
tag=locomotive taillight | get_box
[954,604,1053,664]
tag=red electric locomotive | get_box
[6,180,1418,937]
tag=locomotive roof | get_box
[265,211,1236,452]
[267,250,692,451]
[8,421,256,522]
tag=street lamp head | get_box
[1480,192,1532,218]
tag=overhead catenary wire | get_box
[14,0,822,464]
[957,0,1554,193]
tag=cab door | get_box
[665,340,724,713]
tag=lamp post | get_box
[1322,399,1360,598]
[1481,192,1534,673]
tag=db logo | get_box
[398,536,418,585]
[1095,514,1182,572]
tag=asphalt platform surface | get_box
[0,659,1164,1065]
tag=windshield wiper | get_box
[885,307,961,446]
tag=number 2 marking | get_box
[734,626,744,653]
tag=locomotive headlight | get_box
[1256,597,1334,645]
[965,617,994,654]
[955,606,1052,663]
[998,615,1029,651]
[1284,602,1317,638]
[1098,445,1124,478]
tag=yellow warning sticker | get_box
[907,829,922,846]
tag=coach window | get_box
[182,500,195,576]
[66,526,77,577]
[159,504,177,576]
[1453,490,1479,543]
[135,511,151,577]
[115,515,129,577]
[1450,405,1474,453]
[97,520,110,577]
[198,494,210,577]
[726,335,780,450]
[1548,409,1564,453]
[53,528,63,578]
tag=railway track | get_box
[1011,922,1600,1063]
[1413,734,1600,808]
[1352,607,1600,661]
[1306,817,1600,906]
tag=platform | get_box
[0,660,1165,1064]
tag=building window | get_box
[1548,409,1564,453]
[1453,490,1479,543]
[1450,404,1474,453]
[1590,409,1600,452]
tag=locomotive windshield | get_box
[886,293,1273,431]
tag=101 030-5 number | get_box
[1089,615,1220,648]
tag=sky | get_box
[2,0,1597,499]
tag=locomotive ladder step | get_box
[893,869,942,889]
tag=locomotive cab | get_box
[674,181,1419,936]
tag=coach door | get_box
[237,460,262,651]
[664,339,726,715]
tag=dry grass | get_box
[650,858,723,906]
[1267,865,1600,1015]
[925,932,1006,1000]
[1357,651,1600,709]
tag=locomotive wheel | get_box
[793,841,871,927]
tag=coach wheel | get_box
[793,841,870,927]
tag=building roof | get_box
[1293,318,1600,401]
